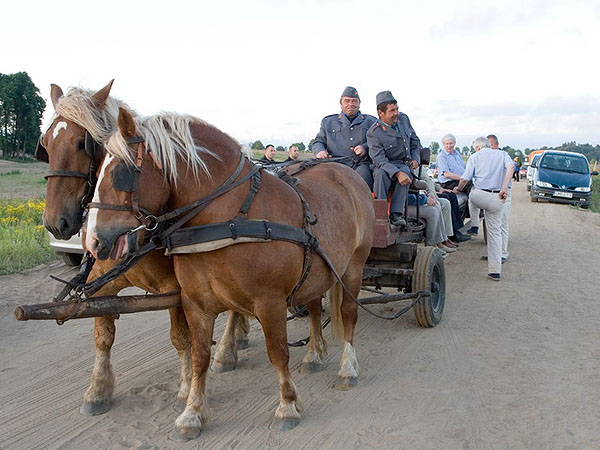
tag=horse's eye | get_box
[77,139,86,150]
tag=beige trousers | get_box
[469,189,505,274]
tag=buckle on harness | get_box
[229,221,237,239]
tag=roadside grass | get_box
[590,174,600,213]
[0,170,47,200]
[0,197,55,276]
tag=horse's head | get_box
[86,107,168,260]
[39,81,114,239]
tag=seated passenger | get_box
[259,144,276,164]
[437,134,472,193]
[406,193,456,256]
[367,90,421,227]
[284,144,300,163]
[312,86,377,189]
[414,166,470,246]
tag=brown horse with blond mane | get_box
[37,81,249,416]
[86,106,375,440]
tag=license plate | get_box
[554,191,572,198]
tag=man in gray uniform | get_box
[312,86,377,189]
[367,91,421,226]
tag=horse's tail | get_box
[326,282,345,340]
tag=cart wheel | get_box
[58,252,83,266]
[526,184,531,192]
[412,246,445,327]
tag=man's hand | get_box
[396,171,411,186]
[499,188,508,201]
[316,151,331,159]
[427,195,438,206]
[352,145,367,157]
[409,160,419,170]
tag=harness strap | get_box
[164,218,317,251]
[44,170,89,179]
[237,171,261,217]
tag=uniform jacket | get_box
[312,111,377,162]
[367,114,422,178]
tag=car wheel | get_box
[58,252,83,266]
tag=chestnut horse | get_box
[38,81,249,416]
[86,107,375,440]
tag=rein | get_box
[81,143,425,323]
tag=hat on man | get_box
[376,90,396,107]
[341,86,360,99]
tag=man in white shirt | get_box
[455,137,514,281]
[488,134,511,262]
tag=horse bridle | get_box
[36,125,102,210]
[87,135,160,232]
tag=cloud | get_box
[419,94,600,148]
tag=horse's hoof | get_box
[173,398,186,413]
[334,376,358,391]
[299,362,324,374]
[79,400,112,416]
[169,426,201,442]
[236,338,249,350]
[211,360,236,373]
[280,418,300,431]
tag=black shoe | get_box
[488,273,501,281]
[452,231,472,242]
[390,213,406,227]
[467,226,479,234]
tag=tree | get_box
[276,145,285,152]
[250,140,264,150]
[291,141,306,151]
[462,146,470,155]
[0,72,46,159]
[430,141,440,155]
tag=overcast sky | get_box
[2,0,599,151]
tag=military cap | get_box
[376,90,396,107]
[341,86,360,99]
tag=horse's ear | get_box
[91,79,115,106]
[50,84,63,109]
[117,107,137,138]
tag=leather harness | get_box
[84,136,320,307]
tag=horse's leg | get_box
[255,302,302,430]
[299,298,327,374]
[334,273,361,391]
[80,273,129,416]
[211,311,244,373]
[168,306,192,412]
[171,304,216,442]
[234,313,250,349]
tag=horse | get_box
[86,106,375,440]
[37,81,249,416]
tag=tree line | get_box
[0,72,45,159]
[429,140,599,165]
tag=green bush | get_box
[0,199,54,275]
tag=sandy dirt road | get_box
[1,181,599,449]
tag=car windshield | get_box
[540,154,588,174]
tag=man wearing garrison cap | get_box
[312,86,377,189]
[367,91,422,227]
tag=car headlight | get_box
[535,181,553,188]
[574,186,591,192]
